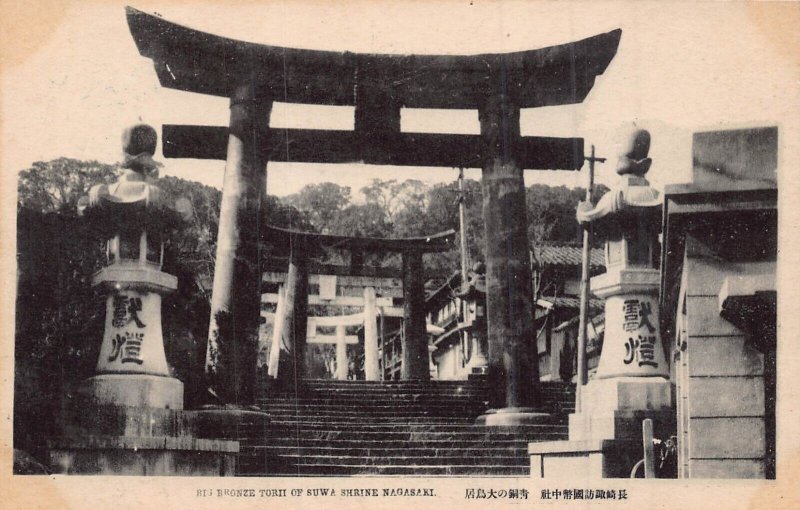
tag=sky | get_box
[1,1,798,200]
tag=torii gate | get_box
[263,309,365,381]
[126,7,621,423]
[262,225,455,385]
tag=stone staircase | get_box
[235,379,574,476]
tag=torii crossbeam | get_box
[126,7,621,423]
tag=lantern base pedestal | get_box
[569,377,672,441]
[81,373,184,410]
[527,377,675,478]
[48,435,239,476]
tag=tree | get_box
[17,158,119,213]
[331,203,392,238]
[360,178,429,226]
[526,183,610,248]
[283,183,351,234]
[422,179,484,263]
[156,175,221,298]
[15,206,106,460]
[14,158,315,441]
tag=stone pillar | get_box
[275,243,309,387]
[401,250,429,380]
[336,324,348,381]
[363,287,380,381]
[476,72,543,424]
[267,285,285,378]
[206,83,271,405]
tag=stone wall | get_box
[675,238,774,478]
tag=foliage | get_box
[525,183,609,248]
[277,178,600,279]
[156,175,222,292]
[331,203,393,238]
[17,158,120,213]
[14,157,310,436]
[15,207,106,457]
[360,178,427,225]
[15,156,608,410]
[284,183,351,234]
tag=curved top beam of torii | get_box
[125,6,621,110]
[265,225,456,253]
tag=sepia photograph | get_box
[1,1,798,508]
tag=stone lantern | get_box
[47,124,249,475]
[527,129,675,478]
[457,262,489,374]
[570,128,672,441]
[79,124,183,409]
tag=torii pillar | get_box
[205,81,271,405]
[476,74,545,425]
[402,249,428,380]
[273,239,310,389]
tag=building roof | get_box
[538,295,604,313]
[553,312,605,333]
[425,272,461,311]
[533,244,605,269]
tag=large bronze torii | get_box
[126,7,621,424]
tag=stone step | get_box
[239,463,529,476]
[260,398,573,408]
[265,391,572,398]
[262,405,485,412]
[262,400,490,407]
[241,430,567,442]
[262,415,483,422]
[240,379,575,476]
[260,401,573,412]
[263,413,481,421]
[265,406,483,412]
[245,438,547,448]
[243,445,532,457]
[290,387,573,395]
[267,392,489,399]
[259,400,490,409]
[259,415,572,425]
[286,393,572,400]
[265,388,573,396]
[269,416,567,428]
[263,406,486,421]
[259,430,568,440]
[275,388,573,396]
[298,383,490,389]
[264,454,528,467]
[298,379,573,388]
[265,415,477,423]
[293,387,572,395]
